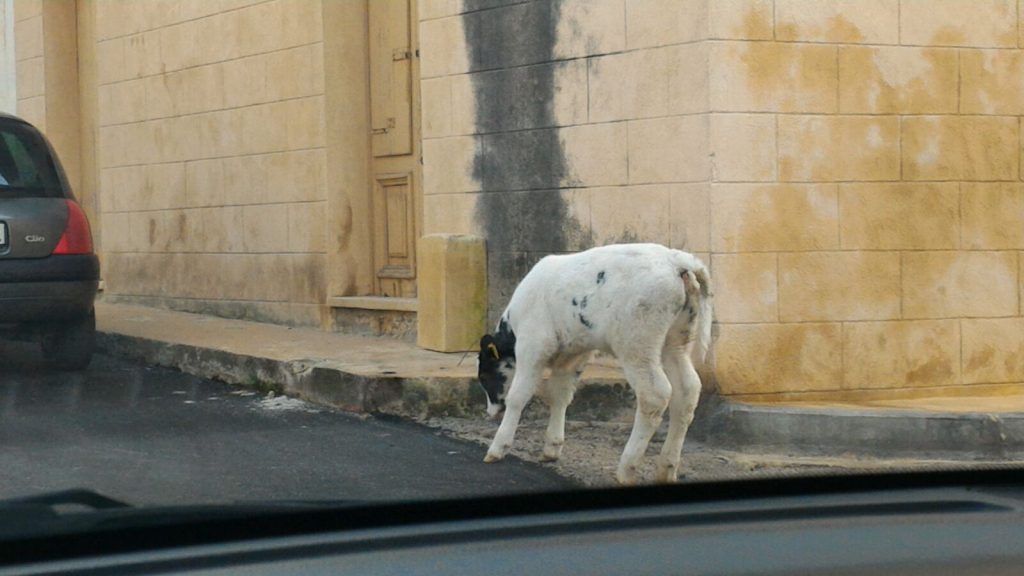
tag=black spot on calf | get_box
[579,314,593,329]
[596,270,606,284]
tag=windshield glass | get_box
[0,121,63,198]
[0,0,1022,533]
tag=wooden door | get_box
[368,0,421,298]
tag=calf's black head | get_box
[477,323,516,419]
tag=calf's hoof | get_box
[615,465,639,486]
[540,444,563,462]
[654,461,680,484]
[654,469,679,484]
[483,452,504,463]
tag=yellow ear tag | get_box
[487,343,500,359]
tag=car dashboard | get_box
[3,469,1024,576]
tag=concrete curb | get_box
[96,331,635,421]
[99,330,1024,460]
[693,397,1024,460]
[98,331,479,417]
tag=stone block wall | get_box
[419,0,1024,399]
[709,0,1024,399]
[90,0,327,326]
[12,0,42,127]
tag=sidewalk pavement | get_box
[95,301,1024,461]
[94,301,630,420]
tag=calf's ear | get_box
[479,334,500,360]
[477,334,497,356]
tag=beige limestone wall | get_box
[1,0,16,113]
[13,0,43,128]
[419,0,1024,400]
[709,0,1024,400]
[92,0,328,326]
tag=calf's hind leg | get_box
[540,355,587,462]
[655,344,701,483]
[616,361,672,485]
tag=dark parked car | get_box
[0,113,99,370]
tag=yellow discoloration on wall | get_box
[843,321,961,389]
[962,49,1024,115]
[777,252,901,322]
[962,319,1024,384]
[739,4,773,39]
[929,26,967,46]
[964,346,997,376]
[902,116,1019,181]
[715,323,843,394]
[709,0,773,40]
[711,184,839,252]
[778,116,899,181]
[839,46,958,113]
[825,15,865,42]
[738,43,835,111]
[712,42,837,112]
[961,183,1024,250]
[839,183,959,250]
[776,0,899,44]
[902,251,1019,319]
[900,116,961,180]
[777,15,863,43]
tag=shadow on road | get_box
[0,339,50,373]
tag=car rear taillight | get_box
[52,200,94,255]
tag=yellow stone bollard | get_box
[417,234,487,352]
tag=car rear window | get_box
[0,121,64,198]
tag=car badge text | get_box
[24,235,45,243]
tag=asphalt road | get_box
[0,342,573,506]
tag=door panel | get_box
[368,0,420,298]
[374,172,415,297]
[369,0,412,158]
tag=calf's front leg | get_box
[484,360,542,463]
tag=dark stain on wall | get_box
[462,0,591,324]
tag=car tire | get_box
[41,309,96,371]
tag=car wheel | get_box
[41,309,96,371]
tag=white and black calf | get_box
[477,243,713,485]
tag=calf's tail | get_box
[679,258,713,365]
